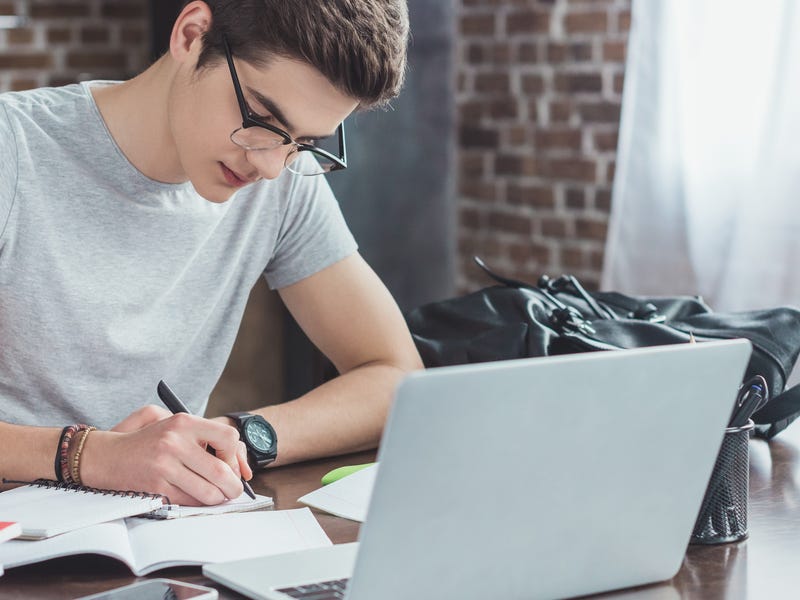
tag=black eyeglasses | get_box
[223,36,347,176]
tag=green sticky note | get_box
[321,463,375,485]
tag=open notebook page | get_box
[0,508,331,576]
[128,509,331,574]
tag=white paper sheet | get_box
[298,464,377,522]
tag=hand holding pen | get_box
[157,380,256,500]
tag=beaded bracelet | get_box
[57,424,91,484]
[70,426,96,486]
[54,426,72,481]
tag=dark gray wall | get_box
[328,0,457,312]
[284,0,456,398]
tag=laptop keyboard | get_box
[276,578,350,599]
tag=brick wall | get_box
[0,0,149,92]
[457,0,631,291]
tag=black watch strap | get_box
[225,412,277,469]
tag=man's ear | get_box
[169,0,213,64]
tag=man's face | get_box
[168,41,358,203]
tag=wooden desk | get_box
[3,426,800,599]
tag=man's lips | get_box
[220,163,256,187]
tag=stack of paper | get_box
[299,464,378,522]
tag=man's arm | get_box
[228,253,423,466]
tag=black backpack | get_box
[406,258,800,439]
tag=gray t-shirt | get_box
[0,82,357,428]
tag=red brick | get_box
[489,42,512,64]
[575,217,608,241]
[593,131,618,152]
[564,11,608,33]
[517,42,538,63]
[565,188,586,209]
[544,158,597,182]
[619,10,632,32]
[506,125,527,146]
[66,51,127,70]
[542,217,568,238]
[121,25,145,45]
[535,128,582,151]
[589,249,604,271]
[507,241,551,264]
[521,73,545,94]
[460,126,499,148]
[459,179,498,203]
[507,184,555,209]
[495,154,537,176]
[562,246,584,269]
[10,78,37,91]
[460,100,484,122]
[528,100,539,121]
[47,28,72,43]
[506,10,550,34]
[603,41,626,62]
[81,26,110,44]
[461,13,496,35]
[577,101,621,123]
[7,28,34,45]
[460,154,485,177]
[101,2,146,18]
[30,3,90,18]
[549,42,593,63]
[475,72,510,94]
[555,72,602,93]
[549,100,572,123]
[461,207,484,231]
[595,188,613,212]
[0,53,52,69]
[489,99,519,119]
[48,75,78,87]
[488,211,533,235]
[613,72,625,94]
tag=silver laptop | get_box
[204,340,750,600]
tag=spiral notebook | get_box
[0,480,165,540]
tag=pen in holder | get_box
[690,419,753,545]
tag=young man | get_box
[0,0,422,506]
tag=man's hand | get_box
[82,409,253,506]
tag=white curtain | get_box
[602,0,800,313]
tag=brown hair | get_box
[191,0,409,109]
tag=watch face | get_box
[244,418,274,454]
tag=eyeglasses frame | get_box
[222,35,347,173]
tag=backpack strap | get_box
[752,383,800,439]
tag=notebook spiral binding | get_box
[2,478,170,505]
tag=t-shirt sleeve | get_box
[263,164,358,290]
[0,103,18,238]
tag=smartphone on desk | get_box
[75,578,218,600]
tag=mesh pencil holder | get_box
[690,419,753,545]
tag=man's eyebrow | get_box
[246,86,335,142]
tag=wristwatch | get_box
[225,412,278,469]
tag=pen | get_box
[156,380,256,500]
[729,376,769,428]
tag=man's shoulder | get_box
[0,83,86,116]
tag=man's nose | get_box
[246,147,287,180]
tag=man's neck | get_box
[90,57,187,185]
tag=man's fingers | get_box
[180,442,244,501]
[111,404,172,433]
